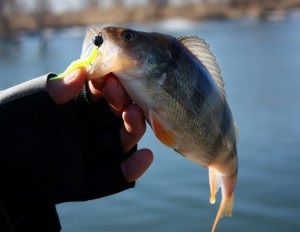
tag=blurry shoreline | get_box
[1,0,300,37]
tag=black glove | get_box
[0,75,135,231]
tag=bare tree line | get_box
[1,0,300,37]
[0,0,52,36]
[0,0,18,37]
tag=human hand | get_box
[0,68,153,231]
[46,68,153,183]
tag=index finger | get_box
[101,74,132,117]
[87,74,109,102]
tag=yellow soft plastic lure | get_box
[51,32,103,80]
[50,46,99,80]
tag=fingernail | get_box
[64,70,79,83]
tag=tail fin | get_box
[208,166,236,232]
[211,192,234,232]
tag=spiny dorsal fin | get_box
[178,36,225,97]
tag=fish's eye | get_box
[122,30,135,41]
[93,33,104,47]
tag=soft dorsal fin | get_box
[178,36,225,97]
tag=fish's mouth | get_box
[81,28,121,80]
[80,27,143,83]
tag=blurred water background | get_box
[1,0,300,231]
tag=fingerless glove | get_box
[0,75,135,231]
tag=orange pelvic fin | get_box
[149,109,178,148]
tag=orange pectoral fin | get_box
[149,109,178,148]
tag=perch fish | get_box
[56,26,238,232]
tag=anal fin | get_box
[209,167,221,204]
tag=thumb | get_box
[46,68,87,105]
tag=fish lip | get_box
[81,28,121,79]
[81,28,106,59]
[82,27,143,80]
